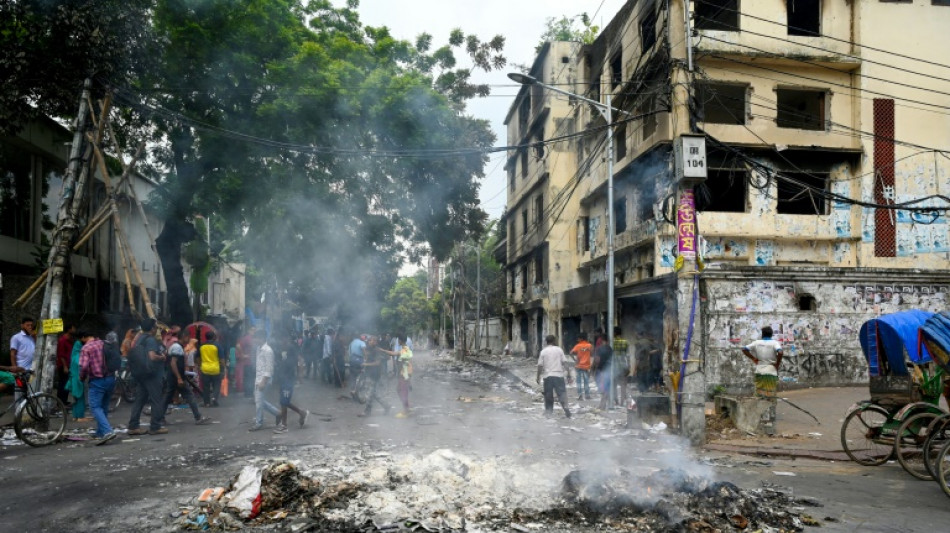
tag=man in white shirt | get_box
[250,329,280,431]
[536,335,573,419]
[742,326,783,398]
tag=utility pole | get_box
[34,80,93,395]
[670,0,707,445]
[474,240,481,353]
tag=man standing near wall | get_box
[742,326,783,398]
[742,326,783,435]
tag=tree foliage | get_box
[379,271,437,335]
[536,13,600,52]
[3,0,506,326]
[0,0,155,134]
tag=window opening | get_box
[614,197,627,234]
[696,83,747,125]
[640,8,658,53]
[522,209,528,235]
[611,51,623,89]
[520,264,528,292]
[521,149,528,178]
[776,89,826,130]
[798,294,817,311]
[696,168,748,212]
[535,254,544,284]
[787,0,821,36]
[695,0,740,31]
[535,195,544,226]
[776,172,828,215]
[615,122,627,160]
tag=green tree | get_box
[0,0,155,134]
[536,13,599,52]
[380,271,437,335]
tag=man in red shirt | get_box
[570,333,594,401]
[56,324,76,405]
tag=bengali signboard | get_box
[677,190,697,260]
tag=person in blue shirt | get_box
[348,333,367,399]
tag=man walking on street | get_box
[250,329,280,431]
[536,335,573,419]
[78,331,116,445]
[127,318,168,436]
[160,328,211,427]
[56,324,76,406]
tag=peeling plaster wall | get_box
[704,275,950,392]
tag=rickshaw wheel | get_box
[841,405,893,466]
[924,414,950,479]
[895,412,940,480]
[935,438,950,499]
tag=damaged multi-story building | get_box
[500,0,950,441]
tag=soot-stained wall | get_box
[702,267,950,393]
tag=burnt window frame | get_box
[610,50,623,89]
[776,87,828,131]
[696,82,748,125]
[614,196,628,234]
[787,0,821,37]
[534,253,544,284]
[520,149,529,178]
[640,8,658,54]
[615,121,627,161]
[694,0,740,31]
[776,171,829,215]
[696,167,750,213]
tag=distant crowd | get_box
[3,316,416,445]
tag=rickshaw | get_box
[840,310,946,470]
[917,311,950,495]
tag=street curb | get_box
[704,443,851,462]
[470,358,537,391]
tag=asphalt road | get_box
[1,350,949,532]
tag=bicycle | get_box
[0,370,67,447]
[109,366,136,411]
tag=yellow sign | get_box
[42,318,64,334]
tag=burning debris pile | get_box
[547,467,821,532]
[174,446,822,532]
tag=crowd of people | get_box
[537,326,665,418]
[2,316,418,445]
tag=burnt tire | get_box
[841,405,893,466]
[895,411,939,480]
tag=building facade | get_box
[1,116,245,352]
[501,0,950,440]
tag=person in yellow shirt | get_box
[199,331,224,407]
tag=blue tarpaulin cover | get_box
[920,311,950,373]
[859,310,934,377]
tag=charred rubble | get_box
[176,455,822,532]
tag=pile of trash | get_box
[545,467,821,532]
[173,446,822,532]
